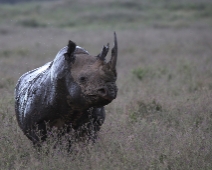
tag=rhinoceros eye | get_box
[79,76,87,83]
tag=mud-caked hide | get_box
[15,33,118,144]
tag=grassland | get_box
[0,0,212,169]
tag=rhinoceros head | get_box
[63,33,118,109]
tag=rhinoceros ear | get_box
[64,40,76,62]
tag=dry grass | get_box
[0,0,212,169]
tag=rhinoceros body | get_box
[15,33,118,145]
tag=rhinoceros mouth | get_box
[87,94,113,107]
[87,94,98,100]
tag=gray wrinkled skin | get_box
[15,35,118,145]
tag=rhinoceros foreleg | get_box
[74,107,105,142]
[23,121,48,147]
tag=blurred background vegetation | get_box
[0,0,212,169]
[0,0,212,29]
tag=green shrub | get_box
[129,100,162,122]
[132,68,149,80]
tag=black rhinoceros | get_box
[15,33,118,145]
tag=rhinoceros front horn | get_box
[110,32,118,71]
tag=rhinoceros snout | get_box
[97,86,117,101]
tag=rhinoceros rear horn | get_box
[97,43,110,61]
[64,40,76,62]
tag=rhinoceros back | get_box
[15,61,52,129]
